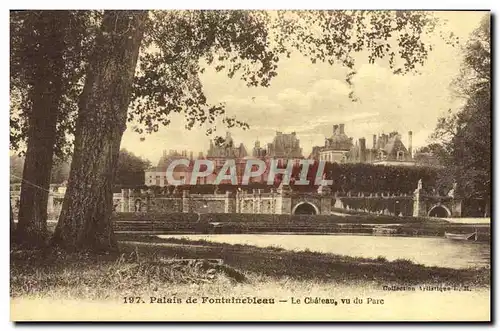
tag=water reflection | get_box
[158,234,490,269]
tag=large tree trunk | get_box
[52,11,148,252]
[15,12,68,247]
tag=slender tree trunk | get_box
[15,12,68,247]
[484,199,490,218]
[10,201,15,237]
[52,10,148,252]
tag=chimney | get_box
[372,135,377,149]
[359,138,366,162]
[333,125,338,135]
[381,134,388,148]
[408,131,413,158]
[339,124,345,135]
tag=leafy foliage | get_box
[10,10,446,252]
[50,159,71,184]
[431,15,490,201]
[115,150,152,186]
[339,197,414,216]
[9,155,24,183]
[10,10,443,154]
[328,163,440,194]
[10,155,71,185]
[129,10,440,141]
[10,10,100,158]
[292,162,439,194]
[11,149,150,187]
[135,162,439,195]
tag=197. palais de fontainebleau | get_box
[9,9,491,322]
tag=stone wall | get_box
[236,190,278,214]
[413,188,462,217]
[149,197,183,213]
[10,181,463,220]
[190,194,226,213]
[11,190,65,220]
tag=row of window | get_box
[147,175,267,186]
[319,152,347,163]
[319,151,407,163]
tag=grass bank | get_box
[11,234,489,301]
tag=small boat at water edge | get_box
[444,232,478,241]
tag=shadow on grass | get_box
[10,244,249,300]
[10,233,490,299]
[116,234,490,287]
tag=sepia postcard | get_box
[9,9,491,322]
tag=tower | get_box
[359,137,366,162]
[339,124,345,135]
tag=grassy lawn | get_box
[10,234,490,302]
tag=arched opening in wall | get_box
[293,202,318,215]
[134,199,142,212]
[428,205,450,218]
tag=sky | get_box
[120,11,488,165]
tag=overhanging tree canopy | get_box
[431,15,490,208]
[12,10,449,251]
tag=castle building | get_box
[311,124,417,166]
[367,131,414,166]
[144,132,253,187]
[207,132,248,168]
[145,150,195,187]
[266,131,303,158]
[263,131,304,167]
[315,124,353,163]
[252,139,267,158]
[248,131,305,181]
[204,132,249,185]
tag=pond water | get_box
[158,234,490,269]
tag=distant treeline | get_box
[11,149,150,186]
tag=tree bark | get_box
[10,201,15,238]
[52,11,148,252]
[15,12,68,247]
[484,199,490,218]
